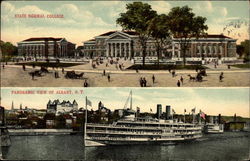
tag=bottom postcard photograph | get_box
[0,87,249,161]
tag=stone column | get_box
[119,42,122,57]
[220,45,223,56]
[106,43,109,57]
[114,43,117,57]
[225,43,228,57]
[128,42,131,58]
[204,44,207,57]
[178,44,181,58]
[65,44,67,57]
[124,43,127,58]
[172,43,175,58]
[209,45,212,57]
[215,44,218,57]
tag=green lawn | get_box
[231,64,250,69]
[127,64,207,70]
[15,62,83,68]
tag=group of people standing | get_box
[139,77,147,87]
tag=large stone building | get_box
[18,37,76,59]
[47,99,78,115]
[83,31,237,62]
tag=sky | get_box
[0,87,249,118]
[1,1,249,46]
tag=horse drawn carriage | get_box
[28,66,49,77]
[65,71,85,79]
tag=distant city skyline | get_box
[1,1,249,46]
[1,87,249,117]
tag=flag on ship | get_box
[199,110,206,120]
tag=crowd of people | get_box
[1,58,233,87]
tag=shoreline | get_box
[8,129,80,136]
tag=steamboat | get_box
[84,91,202,146]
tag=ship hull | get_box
[86,137,200,146]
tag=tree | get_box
[240,40,250,62]
[116,2,157,66]
[55,115,66,129]
[236,45,244,58]
[0,41,18,61]
[167,6,208,65]
[148,14,171,66]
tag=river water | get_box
[2,132,249,161]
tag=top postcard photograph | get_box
[1,1,249,87]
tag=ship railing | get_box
[87,124,202,131]
[87,130,202,136]
[87,130,162,135]
[90,136,147,141]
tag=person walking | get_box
[31,72,35,80]
[54,71,57,78]
[83,80,88,87]
[143,77,147,87]
[103,69,106,76]
[172,70,176,77]
[219,72,224,82]
[62,68,64,74]
[152,75,155,84]
[177,80,181,87]
[180,76,184,85]
[107,74,111,82]
[22,64,26,71]
[140,77,143,87]
[2,64,5,69]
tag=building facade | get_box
[83,31,237,62]
[47,99,78,114]
[18,37,76,59]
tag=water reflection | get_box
[3,132,249,161]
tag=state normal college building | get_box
[83,31,237,63]
[17,37,76,59]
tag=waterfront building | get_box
[83,31,237,63]
[17,37,76,59]
[47,99,78,115]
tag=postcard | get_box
[0,1,249,161]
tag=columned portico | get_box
[106,41,132,58]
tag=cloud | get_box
[194,1,213,13]
[149,1,172,14]
[2,1,15,12]
[220,7,228,17]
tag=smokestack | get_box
[165,105,171,120]
[234,113,236,122]
[210,116,214,124]
[157,104,162,119]
[218,114,221,124]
